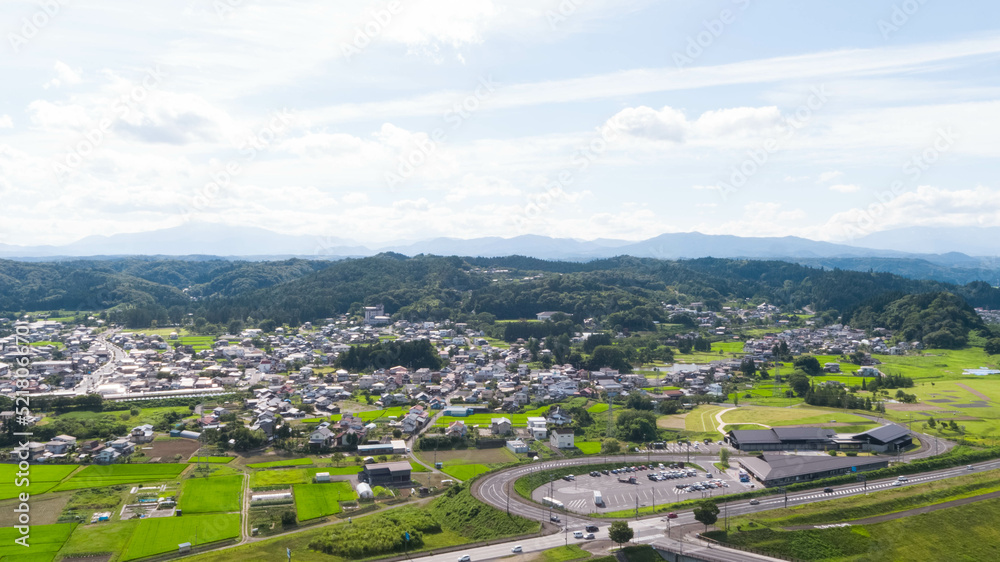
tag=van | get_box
[573,531,584,539]
[897,475,908,482]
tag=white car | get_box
[511,546,523,553]
[458,556,472,562]
[573,531,584,538]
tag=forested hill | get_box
[196,255,1000,327]
[3,255,999,331]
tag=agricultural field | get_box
[247,458,313,469]
[53,464,187,492]
[0,522,75,562]
[432,413,529,427]
[415,447,518,466]
[0,464,78,500]
[439,463,490,480]
[121,513,240,560]
[56,519,139,560]
[180,475,243,513]
[188,456,234,463]
[249,466,362,488]
[575,441,602,454]
[293,482,357,520]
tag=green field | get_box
[575,441,602,454]
[720,406,872,427]
[709,496,1000,561]
[56,519,139,560]
[433,413,529,427]
[0,523,75,562]
[188,456,234,463]
[180,475,243,513]
[683,405,728,434]
[53,464,187,492]
[536,544,592,562]
[249,466,362,487]
[121,513,241,560]
[293,482,357,520]
[0,465,78,500]
[587,403,609,414]
[439,463,490,480]
[247,458,313,469]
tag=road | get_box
[74,328,125,394]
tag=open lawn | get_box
[250,466,362,488]
[53,464,187,492]
[0,522,75,562]
[684,405,728,434]
[416,447,518,466]
[720,406,871,427]
[121,513,240,560]
[534,544,592,562]
[293,482,357,520]
[587,403,609,414]
[180,475,243,513]
[575,441,602,454]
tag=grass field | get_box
[720,406,872,427]
[249,466,362,487]
[432,413,529,427]
[121,513,241,560]
[53,464,187,492]
[180,475,243,513]
[683,405,728,434]
[439,463,490,480]
[535,544,592,562]
[246,458,313,469]
[0,464,78,500]
[587,403,609,414]
[56,519,139,560]
[188,456,234,463]
[709,496,1000,561]
[293,482,357,520]
[575,441,602,454]
[0,523,75,562]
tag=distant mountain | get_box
[852,227,1000,257]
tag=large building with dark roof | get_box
[726,424,913,453]
[360,461,412,486]
[739,453,889,487]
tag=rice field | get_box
[293,482,357,520]
[52,464,187,492]
[180,475,243,513]
[121,513,240,560]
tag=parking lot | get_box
[532,462,743,514]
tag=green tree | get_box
[608,520,634,549]
[693,501,720,532]
[719,447,730,468]
[602,439,621,454]
[794,355,822,376]
[986,338,1000,355]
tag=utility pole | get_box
[782,486,788,508]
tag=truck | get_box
[739,470,750,483]
[542,497,565,510]
[593,491,603,506]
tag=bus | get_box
[738,470,750,483]
[593,491,603,506]
[542,497,565,510]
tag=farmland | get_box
[180,475,243,513]
[56,519,139,560]
[121,513,241,560]
[433,413,529,427]
[188,456,234,463]
[247,458,313,469]
[439,463,490,480]
[249,466,362,488]
[52,464,187,492]
[0,522,75,562]
[293,482,357,520]
[0,464,78,500]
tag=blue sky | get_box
[2,0,999,246]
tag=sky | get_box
[2,0,1000,247]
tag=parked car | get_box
[601,469,610,475]
[511,546,522,553]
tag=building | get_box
[853,425,913,453]
[443,406,473,417]
[360,461,412,486]
[550,428,575,449]
[526,417,547,440]
[739,453,889,487]
[536,311,568,321]
[357,443,395,456]
[363,305,390,325]
[491,417,513,435]
[506,439,529,453]
[727,427,837,451]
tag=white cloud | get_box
[817,171,843,183]
[343,192,370,205]
[44,61,83,89]
[829,184,861,193]
[0,115,12,129]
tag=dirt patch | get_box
[62,556,111,562]
[886,403,944,411]
[956,383,993,403]
[145,438,201,460]
[926,399,954,403]
[414,447,515,464]
[658,414,687,429]
[0,492,70,526]
[953,402,990,408]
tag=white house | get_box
[550,428,575,449]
